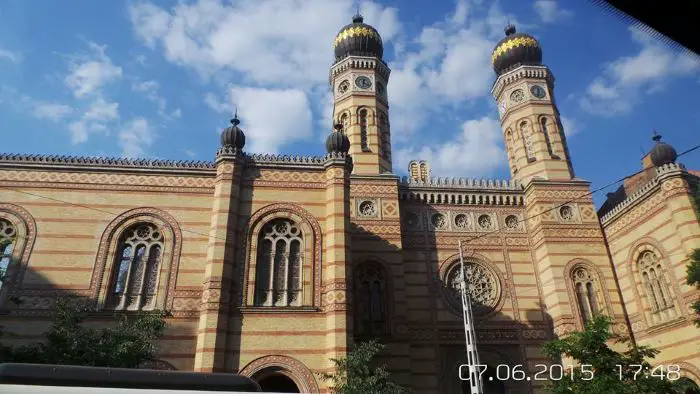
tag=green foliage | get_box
[0,298,166,368]
[687,249,700,326]
[542,316,689,393]
[320,339,410,394]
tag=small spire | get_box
[504,23,516,36]
[652,129,662,142]
[352,5,363,24]
[334,123,344,133]
[231,107,240,127]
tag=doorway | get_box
[257,373,300,393]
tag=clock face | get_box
[530,84,546,99]
[355,76,372,89]
[510,89,525,103]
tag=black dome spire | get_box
[649,131,677,166]
[333,14,384,61]
[326,123,350,154]
[220,110,246,150]
[492,24,543,75]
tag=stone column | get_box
[322,152,353,373]
[194,147,243,372]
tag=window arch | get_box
[254,219,303,307]
[519,120,535,161]
[0,219,17,292]
[571,266,602,325]
[107,223,164,311]
[638,250,674,314]
[339,113,349,133]
[359,108,369,151]
[354,263,389,337]
[540,117,555,157]
[378,112,390,161]
[505,129,517,174]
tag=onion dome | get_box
[220,113,246,150]
[326,123,350,154]
[333,14,383,61]
[649,131,677,166]
[492,24,543,75]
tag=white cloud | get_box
[533,0,573,23]
[83,98,119,121]
[394,116,506,177]
[119,118,155,157]
[32,103,74,121]
[131,79,166,111]
[64,42,122,98]
[580,26,700,117]
[0,48,22,64]
[227,86,313,154]
[560,116,580,137]
[128,0,400,86]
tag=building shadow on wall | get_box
[390,201,557,394]
[0,263,177,371]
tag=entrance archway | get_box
[257,373,300,393]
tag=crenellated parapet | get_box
[0,153,215,174]
[399,176,524,206]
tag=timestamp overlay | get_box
[458,364,683,383]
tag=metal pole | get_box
[458,240,483,394]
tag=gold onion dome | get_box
[492,24,543,75]
[333,13,383,61]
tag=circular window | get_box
[443,261,501,313]
[358,200,377,217]
[477,214,492,230]
[559,205,574,221]
[431,213,447,229]
[505,215,518,229]
[454,214,469,229]
[510,89,525,103]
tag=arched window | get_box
[108,223,164,311]
[359,109,369,151]
[638,251,674,313]
[571,267,601,324]
[355,263,388,337]
[0,219,17,292]
[254,219,303,307]
[378,112,390,161]
[339,113,349,133]
[505,129,517,174]
[541,117,555,156]
[519,121,535,161]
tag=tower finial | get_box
[352,4,363,23]
[504,23,516,36]
[231,106,240,126]
[652,129,662,142]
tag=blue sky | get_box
[0,0,698,207]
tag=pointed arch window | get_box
[519,121,535,162]
[638,251,674,313]
[540,117,556,157]
[359,109,369,151]
[378,112,390,161]
[108,223,164,311]
[506,129,517,174]
[355,263,388,337]
[0,219,17,292]
[254,219,303,307]
[571,267,601,324]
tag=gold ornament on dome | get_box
[333,26,382,48]
[491,36,539,64]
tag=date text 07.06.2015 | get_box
[458,364,682,382]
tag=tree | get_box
[0,298,167,368]
[687,249,700,326]
[320,339,410,394]
[542,316,689,393]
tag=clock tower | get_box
[491,24,574,185]
[330,14,392,175]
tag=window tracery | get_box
[0,219,16,292]
[638,250,674,314]
[108,223,164,311]
[254,219,303,307]
[355,263,388,337]
[571,266,601,324]
[444,260,500,313]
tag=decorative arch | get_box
[0,203,37,305]
[676,361,700,388]
[563,259,612,330]
[239,355,320,393]
[518,119,535,161]
[437,251,507,318]
[93,207,182,311]
[505,128,517,174]
[353,258,392,338]
[242,203,322,308]
[357,107,370,151]
[538,115,556,157]
[337,110,351,133]
[627,240,681,326]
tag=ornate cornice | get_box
[600,162,688,225]
[244,153,327,170]
[329,55,391,83]
[490,65,554,100]
[0,153,215,175]
[400,176,522,191]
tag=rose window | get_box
[445,261,500,311]
[359,201,377,217]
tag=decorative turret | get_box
[326,123,351,154]
[220,113,246,150]
[333,14,384,61]
[492,24,543,76]
[649,131,677,167]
